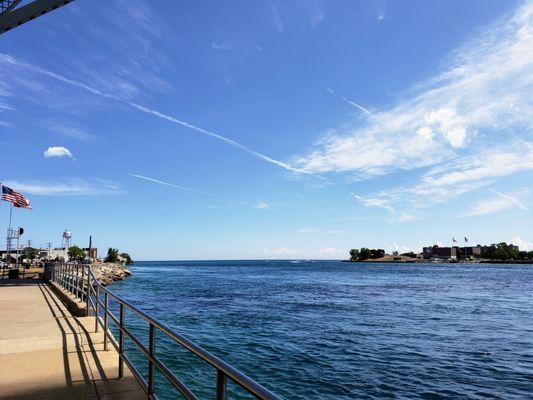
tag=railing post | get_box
[216,370,227,400]
[148,323,156,395]
[95,285,100,332]
[85,266,90,316]
[118,303,124,379]
[103,292,109,351]
[75,265,80,299]
[81,265,85,302]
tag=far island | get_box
[347,242,533,263]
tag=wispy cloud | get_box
[127,102,315,176]
[352,143,533,216]
[212,41,232,51]
[129,174,212,196]
[2,179,122,196]
[0,53,313,176]
[265,2,285,34]
[353,194,395,213]
[341,97,372,116]
[263,246,302,256]
[325,87,371,116]
[489,189,527,210]
[458,189,528,217]
[374,0,386,21]
[49,125,96,142]
[296,227,320,234]
[254,201,270,210]
[297,3,533,177]
[43,146,73,159]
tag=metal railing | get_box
[49,263,283,400]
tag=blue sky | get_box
[0,0,532,260]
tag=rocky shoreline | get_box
[91,262,132,286]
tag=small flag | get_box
[452,237,457,243]
[464,236,468,242]
[1,186,32,210]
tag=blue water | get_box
[109,260,533,399]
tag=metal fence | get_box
[49,263,283,400]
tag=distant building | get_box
[423,245,458,259]
[83,247,98,260]
[423,244,519,259]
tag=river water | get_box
[110,260,533,399]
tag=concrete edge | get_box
[47,281,89,317]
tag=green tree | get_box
[359,248,371,260]
[68,246,86,261]
[369,249,385,259]
[105,248,119,263]
[349,249,360,261]
[401,252,417,258]
[120,252,133,265]
[22,246,39,261]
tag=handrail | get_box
[48,263,283,400]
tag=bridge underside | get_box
[0,0,73,34]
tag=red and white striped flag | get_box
[1,185,32,210]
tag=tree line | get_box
[479,242,533,261]
[349,248,385,261]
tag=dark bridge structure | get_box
[0,0,73,34]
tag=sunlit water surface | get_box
[109,261,533,399]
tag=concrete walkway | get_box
[0,280,146,400]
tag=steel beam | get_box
[0,0,74,34]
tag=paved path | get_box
[0,280,145,400]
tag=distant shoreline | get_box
[343,259,533,264]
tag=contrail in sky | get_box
[126,102,315,176]
[0,53,316,176]
[129,174,213,196]
[326,86,372,116]
[341,97,372,116]
[489,189,527,210]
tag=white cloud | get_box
[0,54,314,177]
[353,143,533,214]
[43,146,73,158]
[212,41,232,50]
[458,189,528,217]
[266,3,285,34]
[254,201,270,210]
[342,97,372,116]
[508,237,533,251]
[296,227,320,234]
[387,244,418,254]
[317,246,343,255]
[374,0,386,21]
[263,246,302,256]
[310,12,325,28]
[296,3,533,178]
[50,125,96,141]
[353,194,394,212]
[129,173,212,196]
[489,189,527,210]
[2,179,122,196]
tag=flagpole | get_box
[7,203,13,268]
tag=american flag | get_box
[1,185,32,209]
